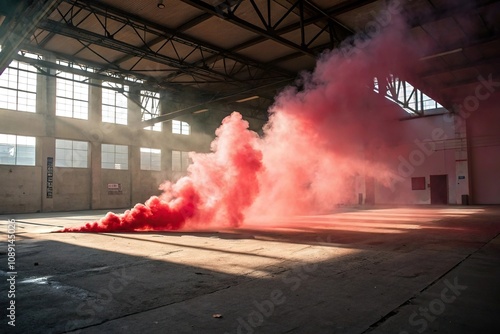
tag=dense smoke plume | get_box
[62,10,423,233]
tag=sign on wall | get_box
[107,183,122,195]
[46,157,53,198]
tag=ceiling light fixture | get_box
[236,95,260,103]
[419,48,463,61]
[157,0,165,9]
[193,108,208,114]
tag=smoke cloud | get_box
[62,12,423,233]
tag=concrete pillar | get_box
[90,141,102,209]
[89,79,102,209]
[40,55,56,212]
[129,87,142,205]
[454,113,470,204]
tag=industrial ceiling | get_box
[0,0,499,122]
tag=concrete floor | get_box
[1,206,499,334]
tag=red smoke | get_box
[61,112,262,232]
[62,13,424,233]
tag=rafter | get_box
[142,79,292,125]
[39,0,295,86]
[166,0,358,80]
[179,0,341,56]
[37,19,241,83]
[0,0,63,75]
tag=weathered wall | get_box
[99,169,131,209]
[132,171,168,205]
[52,168,91,211]
[467,92,500,204]
[0,166,42,213]
[374,113,461,205]
[0,62,215,214]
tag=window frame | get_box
[172,120,190,135]
[171,150,190,172]
[141,90,161,132]
[0,134,36,166]
[0,58,38,113]
[55,62,90,120]
[55,139,89,168]
[140,147,161,171]
[102,81,128,125]
[101,143,129,170]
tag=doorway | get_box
[430,175,448,204]
[365,176,375,205]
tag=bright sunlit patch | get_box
[19,277,50,285]
[36,231,360,277]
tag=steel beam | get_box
[36,19,245,84]
[59,0,292,81]
[0,0,62,75]
[142,79,292,125]
[166,0,358,80]
[179,0,317,56]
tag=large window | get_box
[55,139,88,168]
[0,134,36,166]
[374,76,443,115]
[172,120,190,135]
[172,150,190,172]
[0,58,37,112]
[56,62,89,119]
[102,144,128,170]
[141,90,161,131]
[102,82,128,125]
[140,148,161,171]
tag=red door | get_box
[365,176,375,204]
[430,175,448,204]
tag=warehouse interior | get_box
[0,0,499,333]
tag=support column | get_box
[454,113,470,204]
[40,54,56,212]
[129,87,142,205]
[89,79,102,209]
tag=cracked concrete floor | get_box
[0,206,499,334]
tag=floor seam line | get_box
[359,231,500,333]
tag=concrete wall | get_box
[98,169,131,209]
[0,60,212,214]
[52,168,91,211]
[132,171,168,205]
[374,113,464,205]
[467,93,500,204]
[372,88,500,206]
[0,166,42,213]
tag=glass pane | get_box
[102,162,115,169]
[101,151,114,165]
[72,141,87,150]
[16,145,35,166]
[181,151,190,170]
[115,145,127,154]
[56,139,72,149]
[182,122,190,135]
[140,151,150,170]
[56,98,73,117]
[0,143,16,165]
[102,105,115,123]
[172,120,181,134]
[172,150,181,171]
